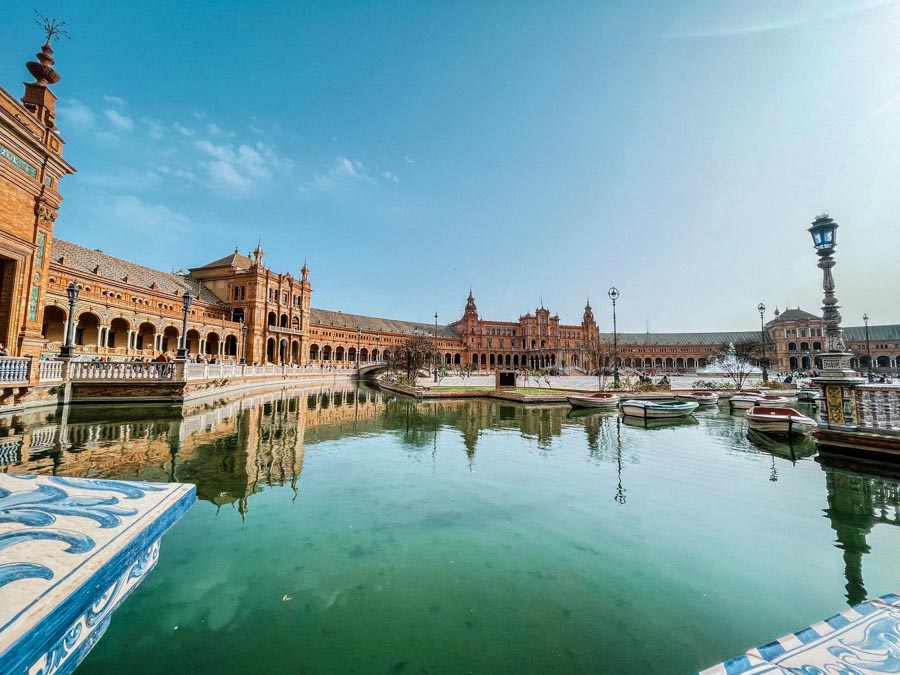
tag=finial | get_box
[35,11,69,46]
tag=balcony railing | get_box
[67,361,178,381]
[38,360,63,382]
[0,357,32,384]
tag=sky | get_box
[2,1,899,332]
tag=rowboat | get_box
[745,406,817,438]
[620,399,699,419]
[757,395,792,407]
[566,392,621,410]
[728,393,764,410]
[675,391,720,406]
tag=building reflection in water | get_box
[4,387,897,607]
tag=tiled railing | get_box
[0,357,31,384]
[856,385,900,432]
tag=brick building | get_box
[2,37,898,377]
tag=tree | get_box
[387,334,435,385]
[586,336,614,390]
[714,340,762,390]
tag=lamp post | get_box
[375,331,381,362]
[433,312,438,382]
[176,290,193,361]
[863,313,872,382]
[608,287,620,385]
[59,282,80,358]
[356,327,361,370]
[757,302,768,384]
[240,321,247,364]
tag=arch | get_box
[322,345,332,361]
[292,316,300,330]
[505,354,511,366]
[266,337,277,363]
[480,354,486,366]
[309,344,320,360]
[531,339,536,349]
[686,357,696,369]
[335,346,345,362]
[675,357,684,370]
[489,354,496,367]
[232,308,245,323]
[224,334,239,357]
[186,328,201,356]
[41,305,66,344]
[280,313,288,328]
[654,358,663,368]
[445,352,452,365]
[136,321,156,351]
[382,349,391,361]
[454,353,461,365]
[801,356,811,369]
[106,317,129,349]
[814,356,822,369]
[698,358,707,368]
[800,342,809,351]
[877,355,890,368]
[348,347,357,363]
[73,309,98,346]
[513,354,520,367]
[279,339,288,364]
[789,356,798,370]
[205,332,220,355]
[788,342,797,351]
[360,348,369,363]
[372,348,380,361]
[812,341,822,351]
[268,311,276,326]
[162,326,179,353]
[472,353,479,366]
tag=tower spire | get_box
[23,14,68,134]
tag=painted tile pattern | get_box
[0,474,195,675]
[699,592,900,674]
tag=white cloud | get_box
[103,95,127,107]
[332,157,358,178]
[404,155,415,164]
[194,139,295,193]
[174,123,195,137]
[381,170,400,183]
[104,109,134,131]
[58,99,95,131]
[94,193,192,239]
[140,117,167,140]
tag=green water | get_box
[5,385,900,674]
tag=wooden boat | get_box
[728,393,764,410]
[675,391,720,406]
[620,399,699,419]
[566,392,621,410]
[745,406,817,438]
[757,395,791,407]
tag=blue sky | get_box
[2,1,898,331]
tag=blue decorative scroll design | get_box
[826,614,900,673]
[0,483,138,529]
[0,562,54,587]
[44,477,167,500]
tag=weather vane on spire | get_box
[35,11,69,46]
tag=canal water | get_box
[2,384,899,674]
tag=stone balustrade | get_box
[67,361,178,381]
[856,385,900,432]
[0,357,31,384]
[37,360,63,382]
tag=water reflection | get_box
[2,385,899,608]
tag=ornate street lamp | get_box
[863,313,872,382]
[240,321,248,364]
[608,287,620,385]
[808,214,845,354]
[176,290,193,361]
[356,327,362,369]
[757,302,768,383]
[59,282,80,359]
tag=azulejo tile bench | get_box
[0,474,195,674]
[700,592,900,674]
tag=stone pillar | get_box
[97,327,105,348]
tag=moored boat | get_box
[745,406,817,438]
[620,399,699,419]
[675,391,720,406]
[757,395,791,407]
[566,392,621,410]
[728,392,764,410]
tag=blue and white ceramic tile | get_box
[0,474,195,675]
[700,593,900,675]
